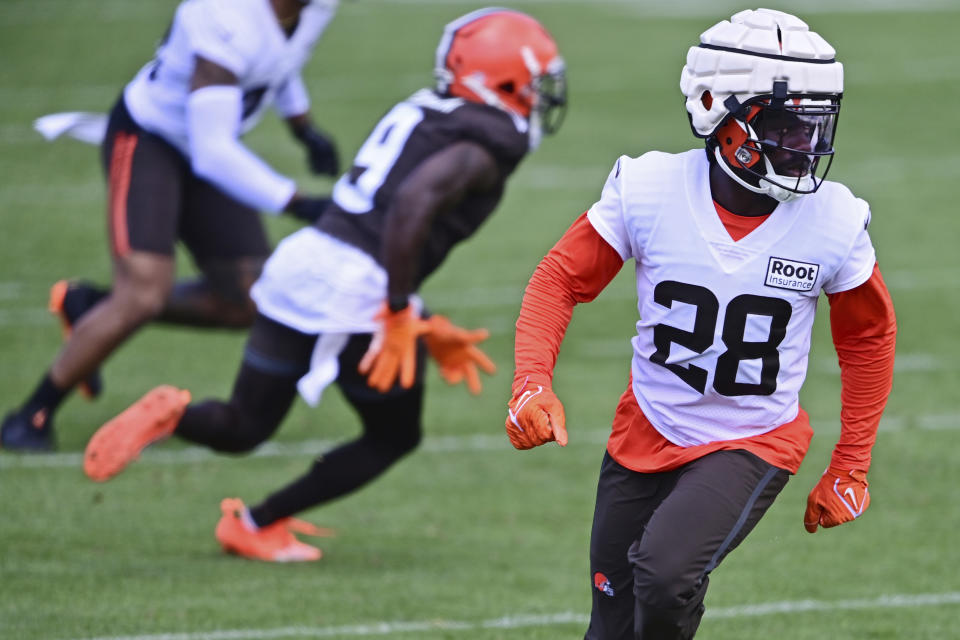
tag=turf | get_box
[1,1,959,638]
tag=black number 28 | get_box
[649,280,792,396]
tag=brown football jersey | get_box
[318,89,530,286]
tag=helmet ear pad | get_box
[714,104,763,169]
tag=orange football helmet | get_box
[435,8,566,135]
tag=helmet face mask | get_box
[533,58,567,135]
[715,93,840,201]
[435,8,566,146]
[680,9,844,202]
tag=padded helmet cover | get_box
[681,8,843,138]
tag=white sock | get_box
[241,507,260,532]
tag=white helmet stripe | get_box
[520,45,541,76]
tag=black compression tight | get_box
[249,390,423,527]
[175,312,312,452]
[177,372,423,527]
[173,313,425,527]
[175,363,298,453]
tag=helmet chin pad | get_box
[713,146,805,203]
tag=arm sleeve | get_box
[825,263,897,471]
[274,74,310,119]
[513,213,624,390]
[187,85,297,213]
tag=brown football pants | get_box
[585,449,790,639]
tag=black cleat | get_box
[1,410,56,452]
[49,280,106,399]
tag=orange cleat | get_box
[215,498,331,562]
[84,385,191,482]
[49,280,104,399]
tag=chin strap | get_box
[714,145,808,203]
[713,146,766,195]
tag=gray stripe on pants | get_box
[704,465,781,573]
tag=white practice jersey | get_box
[124,0,337,155]
[587,149,876,447]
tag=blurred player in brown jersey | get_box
[83,8,568,562]
[1,0,339,451]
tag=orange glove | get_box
[505,378,568,449]
[358,304,430,392]
[423,315,496,395]
[804,466,870,533]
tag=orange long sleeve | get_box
[513,213,624,389]
[825,263,897,471]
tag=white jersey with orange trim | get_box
[586,149,875,447]
[124,0,338,155]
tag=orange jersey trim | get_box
[108,132,138,258]
[714,200,770,242]
[607,381,813,474]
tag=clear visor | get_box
[743,97,840,194]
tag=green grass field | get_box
[2,1,959,638]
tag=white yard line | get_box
[707,591,960,619]
[0,308,56,326]
[69,591,960,640]
[2,263,960,329]
[2,413,958,471]
[809,353,948,375]
[0,282,25,300]
[0,432,607,470]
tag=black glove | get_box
[285,196,332,224]
[299,127,339,176]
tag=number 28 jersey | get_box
[587,149,876,447]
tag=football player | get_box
[505,9,895,639]
[1,0,340,451]
[82,8,568,562]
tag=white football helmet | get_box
[680,9,844,202]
